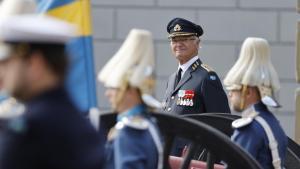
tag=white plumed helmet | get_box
[98,29,161,109]
[224,37,280,107]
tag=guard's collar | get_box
[241,101,267,118]
[253,101,268,112]
[117,104,146,121]
[241,106,257,118]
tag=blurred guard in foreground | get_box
[0,14,104,169]
[98,29,163,169]
[224,37,287,169]
[0,0,36,119]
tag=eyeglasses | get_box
[169,37,198,44]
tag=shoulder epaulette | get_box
[232,111,259,129]
[232,117,253,129]
[119,116,149,130]
[201,63,214,72]
[191,60,200,71]
[0,98,24,119]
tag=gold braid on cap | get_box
[13,43,30,59]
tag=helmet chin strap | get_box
[112,80,129,112]
[239,85,248,111]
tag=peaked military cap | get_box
[0,14,76,44]
[167,17,203,38]
[0,0,37,60]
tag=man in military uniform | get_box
[162,17,230,115]
[0,14,104,169]
[162,17,230,156]
[98,29,163,169]
[224,37,287,169]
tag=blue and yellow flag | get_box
[37,0,97,114]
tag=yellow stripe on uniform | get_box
[47,0,92,36]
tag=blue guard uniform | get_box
[0,86,105,169]
[231,101,288,169]
[104,104,163,169]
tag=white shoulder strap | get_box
[254,116,282,169]
[148,122,163,169]
[88,107,101,130]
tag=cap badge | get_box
[174,24,182,31]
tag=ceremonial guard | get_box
[0,0,37,119]
[98,29,163,169]
[162,17,230,115]
[0,9,104,169]
[224,37,287,169]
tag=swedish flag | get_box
[37,0,97,114]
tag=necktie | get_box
[175,68,182,88]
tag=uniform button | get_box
[167,107,171,111]
[171,96,175,99]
